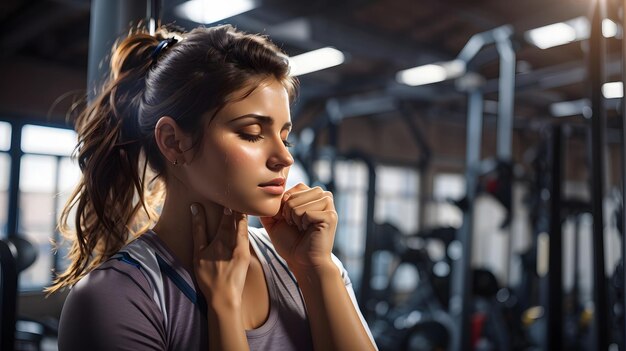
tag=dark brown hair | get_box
[47,23,298,293]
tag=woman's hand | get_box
[260,185,378,351]
[259,183,338,274]
[190,203,250,307]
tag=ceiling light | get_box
[525,17,588,49]
[175,0,256,24]
[602,19,618,38]
[550,99,588,117]
[396,59,466,86]
[288,47,345,76]
[602,82,623,99]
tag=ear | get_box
[154,116,193,165]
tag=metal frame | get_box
[544,124,564,350]
[6,122,22,240]
[0,240,17,351]
[450,89,483,351]
[447,25,516,351]
[588,0,609,349]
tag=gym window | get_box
[16,124,80,291]
[432,173,465,228]
[317,159,420,290]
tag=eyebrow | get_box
[230,113,292,131]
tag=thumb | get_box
[190,203,207,258]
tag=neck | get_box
[152,179,224,273]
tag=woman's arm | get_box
[293,261,377,351]
[206,297,249,351]
[260,183,377,351]
[191,204,251,351]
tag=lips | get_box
[259,178,286,187]
[258,178,286,195]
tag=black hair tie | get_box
[150,37,178,65]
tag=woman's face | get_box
[184,78,294,217]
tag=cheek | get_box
[219,143,264,173]
[187,141,265,198]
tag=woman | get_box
[50,23,377,351]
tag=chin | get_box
[243,199,282,217]
[247,206,281,218]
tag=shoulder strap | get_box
[248,227,297,283]
[109,239,169,330]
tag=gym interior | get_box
[1,0,625,350]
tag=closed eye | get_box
[239,133,294,148]
[239,133,264,142]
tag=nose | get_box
[267,136,294,170]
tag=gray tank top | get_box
[58,227,374,350]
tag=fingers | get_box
[214,207,235,244]
[301,210,338,231]
[283,185,333,207]
[232,211,250,259]
[290,196,334,230]
[280,185,335,231]
[190,203,208,258]
[192,204,250,256]
[213,208,250,257]
[281,182,310,203]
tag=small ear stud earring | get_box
[173,159,178,165]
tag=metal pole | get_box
[399,105,432,232]
[52,156,62,279]
[494,29,515,160]
[0,241,17,351]
[589,0,609,349]
[147,0,161,36]
[342,151,377,318]
[87,0,146,103]
[546,124,563,351]
[6,123,22,238]
[450,89,483,351]
[326,99,342,194]
[495,28,516,286]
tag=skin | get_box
[152,78,377,351]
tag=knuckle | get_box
[328,210,338,221]
[285,198,296,209]
[294,207,305,217]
